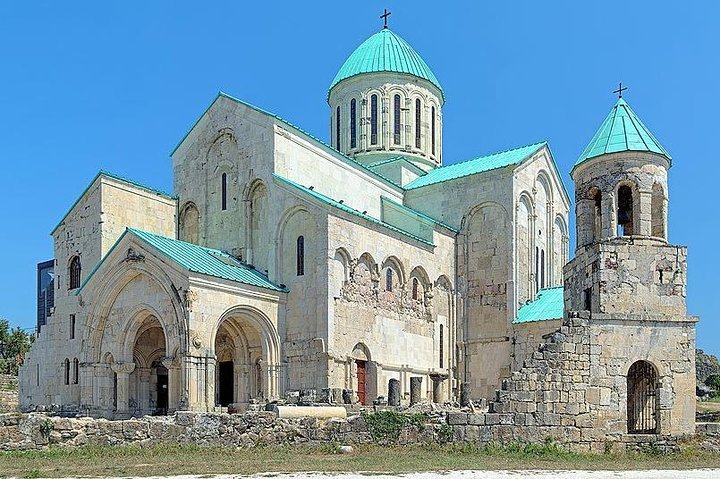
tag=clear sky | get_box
[1,2,717,353]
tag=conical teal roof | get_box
[329,28,443,99]
[575,98,670,169]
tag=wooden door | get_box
[356,360,367,405]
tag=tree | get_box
[706,374,720,392]
[0,318,34,375]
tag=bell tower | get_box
[563,94,696,436]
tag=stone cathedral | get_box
[20,22,696,438]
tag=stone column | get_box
[111,362,135,419]
[161,357,180,413]
[388,378,400,406]
[410,376,423,405]
[638,190,653,237]
[138,368,151,414]
[603,190,616,238]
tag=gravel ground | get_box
[67,471,720,479]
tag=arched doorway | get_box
[352,343,374,405]
[130,315,167,416]
[627,360,658,434]
[214,315,266,406]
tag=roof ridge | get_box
[440,140,547,169]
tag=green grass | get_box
[0,442,719,478]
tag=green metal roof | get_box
[381,196,458,233]
[78,228,287,294]
[329,28,443,99]
[513,286,564,324]
[51,170,174,235]
[273,174,434,247]
[575,98,670,169]
[404,141,547,190]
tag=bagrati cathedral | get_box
[20,17,696,436]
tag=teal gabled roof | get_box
[405,141,547,190]
[78,228,287,294]
[329,28,443,99]
[273,174,435,247]
[575,98,671,170]
[513,286,564,324]
[171,92,403,191]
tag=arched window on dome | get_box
[370,94,378,145]
[335,106,340,149]
[350,99,357,149]
[415,99,421,149]
[431,106,436,155]
[393,94,401,145]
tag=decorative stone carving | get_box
[110,362,136,375]
[125,248,145,263]
[184,289,198,312]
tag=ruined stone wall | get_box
[511,319,562,372]
[0,409,690,453]
[326,214,455,404]
[564,238,687,318]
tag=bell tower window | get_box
[617,185,634,236]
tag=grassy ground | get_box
[1,443,720,478]
[698,398,720,414]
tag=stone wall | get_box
[0,375,18,413]
[0,408,689,453]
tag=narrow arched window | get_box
[68,256,81,290]
[591,188,602,242]
[350,99,357,149]
[370,94,378,145]
[296,236,305,276]
[69,314,75,340]
[412,277,419,300]
[431,106,436,155]
[393,94,401,145]
[221,173,228,211]
[617,185,634,236]
[335,106,341,149]
[540,249,546,289]
[73,358,79,384]
[415,99,421,149]
[385,268,393,292]
[64,358,70,385]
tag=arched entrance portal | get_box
[214,316,266,407]
[627,360,658,434]
[130,315,168,416]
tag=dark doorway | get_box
[218,361,234,407]
[356,360,367,405]
[627,360,658,434]
[156,373,168,413]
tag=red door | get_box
[356,360,366,405]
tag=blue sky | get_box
[1,2,718,353]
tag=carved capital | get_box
[111,362,136,375]
[161,356,180,369]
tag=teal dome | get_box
[329,28,444,99]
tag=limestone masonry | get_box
[19,22,696,444]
